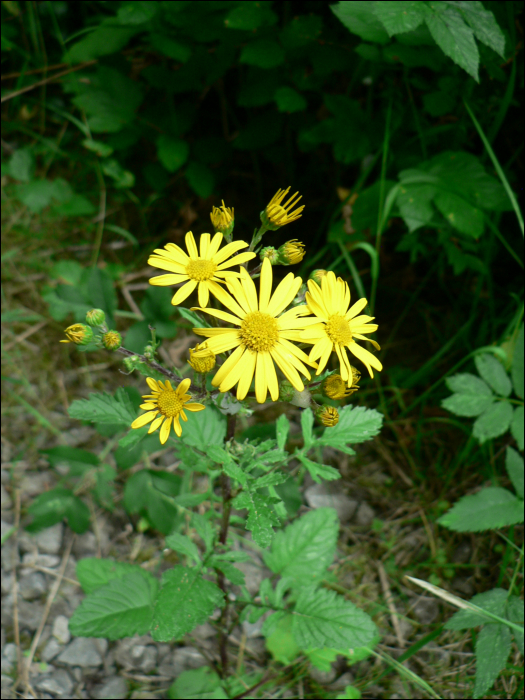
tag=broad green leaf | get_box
[232,492,280,548]
[506,447,524,499]
[169,667,227,699]
[208,557,245,586]
[6,148,34,182]
[266,614,301,664]
[421,3,479,81]
[26,488,91,534]
[291,586,377,649]
[124,470,183,535]
[239,39,285,69]
[452,1,505,57]
[276,413,290,450]
[264,508,338,586]
[76,557,152,594]
[69,388,135,426]
[318,405,383,448]
[224,2,278,30]
[441,392,494,418]
[148,33,191,62]
[438,487,523,532]
[396,182,435,232]
[41,447,99,474]
[474,353,512,397]
[157,135,189,172]
[185,161,214,198]
[116,2,159,25]
[472,401,513,443]
[511,325,524,398]
[296,453,340,483]
[507,596,524,654]
[165,533,201,565]
[445,588,508,630]
[373,1,425,35]
[274,86,307,113]
[101,159,135,188]
[331,1,390,44]
[474,623,512,699]
[181,407,226,449]
[301,409,314,449]
[12,179,55,213]
[69,571,158,639]
[151,565,224,642]
[511,406,524,451]
[67,20,140,62]
[434,189,484,238]
[83,266,117,324]
[280,15,322,48]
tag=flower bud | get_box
[322,372,360,399]
[261,187,304,230]
[143,344,156,360]
[279,380,296,403]
[260,246,279,264]
[315,405,339,427]
[123,355,142,372]
[309,269,327,285]
[60,324,94,345]
[210,200,234,238]
[278,240,305,265]
[85,308,106,326]
[102,330,122,351]
[188,343,216,373]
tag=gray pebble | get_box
[304,484,358,523]
[354,501,376,526]
[41,637,62,663]
[19,572,47,600]
[34,669,74,698]
[52,615,71,645]
[57,638,107,667]
[91,675,128,699]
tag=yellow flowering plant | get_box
[55,188,384,682]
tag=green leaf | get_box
[420,3,479,81]
[124,470,183,535]
[157,135,189,172]
[396,182,435,232]
[208,556,245,586]
[185,161,214,198]
[331,1,390,44]
[453,1,505,58]
[69,388,135,426]
[116,2,159,25]
[280,15,323,48]
[76,557,151,594]
[511,325,524,398]
[151,565,224,642]
[437,487,523,532]
[474,623,512,698]
[318,405,383,450]
[301,409,314,449]
[291,586,377,649]
[181,407,226,450]
[373,1,425,35]
[511,406,524,451]
[101,158,135,188]
[41,446,99,474]
[26,487,91,534]
[148,33,191,62]
[232,492,280,548]
[84,266,117,325]
[69,571,158,640]
[296,453,341,483]
[94,463,116,510]
[445,589,508,630]
[225,2,278,30]
[178,306,212,328]
[264,508,338,587]
[442,373,494,417]
[67,20,140,62]
[274,86,307,113]
[434,189,484,238]
[472,401,513,443]
[506,447,524,500]
[276,414,290,450]
[266,614,301,664]
[6,148,34,182]
[474,354,512,397]
[507,596,524,654]
[169,667,227,700]
[165,533,201,565]
[240,39,285,69]
[12,179,55,213]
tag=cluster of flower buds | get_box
[260,240,306,266]
[61,309,121,351]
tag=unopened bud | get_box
[60,324,94,346]
[309,269,327,285]
[188,344,216,373]
[278,240,305,265]
[102,330,122,351]
[260,246,279,264]
[279,380,295,403]
[85,308,106,326]
[210,200,234,238]
[261,187,304,230]
[322,371,360,399]
[315,405,339,427]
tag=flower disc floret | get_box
[240,312,279,352]
[325,314,353,345]
[148,231,256,308]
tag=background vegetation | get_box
[1,1,523,698]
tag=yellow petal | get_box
[236,350,257,400]
[191,306,242,325]
[149,273,188,286]
[148,257,187,274]
[212,239,248,265]
[258,258,272,312]
[171,280,198,306]
[212,344,246,387]
[205,280,247,320]
[225,276,253,314]
[177,378,191,395]
[216,251,256,270]
[164,243,190,264]
[345,298,368,320]
[277,337,316,368]
[254,352,267,403]
[208,232,223,258]
[148,415,165,433]
[146,377,159,391]
[199,233,210,258]
[335,343,351,382]
[198,281,210,308]
[305,293,329,322]
[267,273,300,317]
[160,416,173,443]
[348,341,383,376]
[194,332,240,354]
[185,403,206,412]
[185,231,198,258]
[270,345,304,391]
[140,402,157,410]
[131,410,159,429]
[263,352,279,401]
[218,350,252,394]
[173,415,182,437]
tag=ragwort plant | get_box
[39,191,385,697]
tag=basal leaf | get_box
[437,487,523,532]
[474,623,512,698]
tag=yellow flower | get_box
[210,201,234,235]
[316,405,339,427]
[191,258,319,403]
[263,187,304,229]
[60,324,93,345]
[188,343,216,373]
[279,240,305,265]
[131,377,205,444]
[322,371,360,399]
[102,330,122,351]
[148,231,256,308]
[301,271,382,383]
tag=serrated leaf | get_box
[26,487,91,534]
[449,1,505,58]
[208,557,245,586]
[511,325,524,398]
[318,405,383,448]
[151,565,224,642]
[474,623,512,698]
[165,533,201,565]
[472,401,513,443]
[441,392,494,418]
[252,471,288,490]
[276,413,290,450]
[76,558,145,594]
[507,596,524,654]
[192,512,215,554]
[511,406,524,451]
[446,372,494,396]
[438,487,523,532]
[445,588,508,630]
[331,1,390,44]
[296,453,340,483]
[506,447,524,500]
[69,388,135,426]
[232,492,280,548]
[264,508,338,586]
[291,586,376,649]
[373,1,425,35]
[475,353,512,397]
[266,614,301,664]
[181,407,226,449]
[169,667,228,700]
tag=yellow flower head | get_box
[262,187,304,230]
[279,240,305,265]
[210,201,234,236]
[60,324,93,345]
[191,258,319,403]
[131,377,205,444]
[310,269,327,285]
[322,372,359,399]
[102,330,122,351]
[148,231,256,308]
[316,405,339,427]
[301,271,382,383]
[188,343,216,373]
